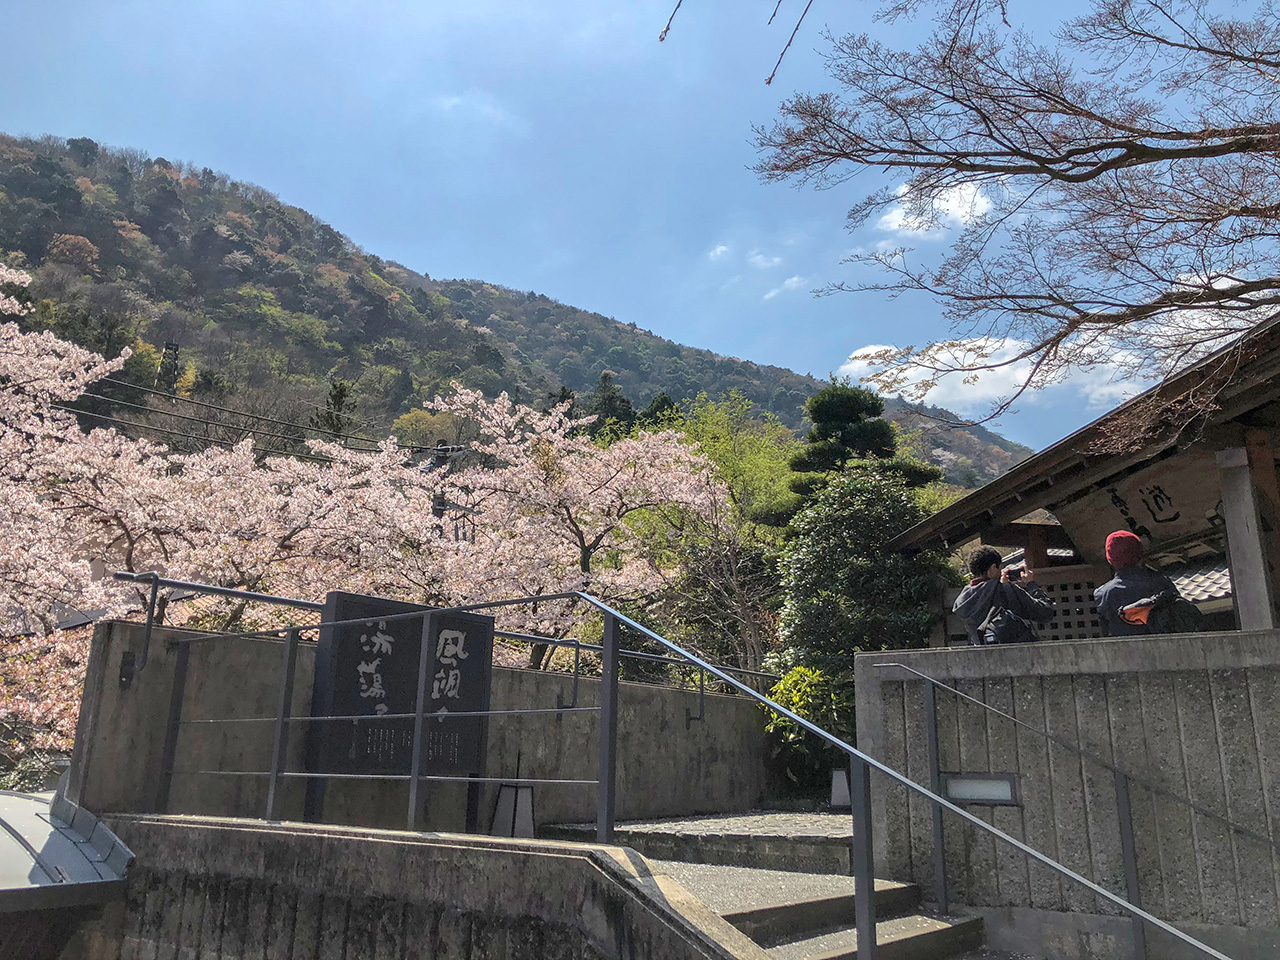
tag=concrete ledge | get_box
[67,814,770,960]
[973,904,1280,960]
[858,629,1280,681]
[544,824,853,876]
[854,632,1280,960]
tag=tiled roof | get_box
[1167,559,1233,603]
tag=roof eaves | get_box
[888,320,1280,553]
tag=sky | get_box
[1,0,1132,450]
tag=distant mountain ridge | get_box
[0,132,1031,484]
[381,268,822,427]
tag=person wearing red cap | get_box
[1093,530,1180,636]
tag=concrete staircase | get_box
[654,858,983,960]
[543,813,1000,960]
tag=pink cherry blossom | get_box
[0,271,728,752]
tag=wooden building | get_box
[889,325,1280,643]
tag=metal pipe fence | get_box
[580,597,1235,960]
[111,572,1235,960]
[111,573,775,839]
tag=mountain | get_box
[382,271,821,426]
[885,398,1033,488]
[0,132,1031,483]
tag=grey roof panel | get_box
[0,791,132,913]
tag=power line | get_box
[51,406,335,464]
[97,376,422,452]
[77,391,383,454]
[99,375,394,448]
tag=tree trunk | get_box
[528,642,551,670]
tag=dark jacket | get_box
[1093,567,1180,637]
[952,577,1056,645]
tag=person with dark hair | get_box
[1093,531,1182,636]
[952,546,1056,645]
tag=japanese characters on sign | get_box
[1051,446,1225,566]
[420,612,495,776]
[309,593,493,777]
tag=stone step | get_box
[649,859,921,943]
[766,913,984,960]
[543,812,854,874]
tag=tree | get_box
[391,408,461,448]
[638,390,678,424]
[790,382,895,473]
[430,385,721,667]
[772,379,938,523]
[310,377,355,437]
[66,137,100,168]
[654,392,800,672]
[582,370,636,435]
[45,234,100,275]
[543,386,577,418]
[777,463,953,673]
[0,265,126,633]
[755,0,1280,441]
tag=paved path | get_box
[559,811,854,839]
[650,859,894,914]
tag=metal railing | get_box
[874,661,1279,960]
[110,573,776,824]
[110,573,1233,960]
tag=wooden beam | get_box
[1217,446,1276,630]
[1025,525,1050,569]
[979,522,1077,552]
[1245,428,1280,601]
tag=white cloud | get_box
[840,338,1144,415]
[431,89,526,132]
[720,274,742,290]
[708,244,730,261]
[876,184,992,238]
[749,250,782,269]
[764,275,807,300]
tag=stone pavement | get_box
[544,811,856,874]
[559,810,854,839]
[649,859,894,915]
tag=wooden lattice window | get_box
[1038,578,1103,641]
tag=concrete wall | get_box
[69,621,767,832]
[855,631,1280,960]
[61,815,769,960]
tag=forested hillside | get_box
[0,133,1031,481]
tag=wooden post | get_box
[1245,429,1280,601]
[1025,525,1050,571]
[1217,447,1276,630]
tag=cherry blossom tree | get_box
[0,293,729,762]
[0,264,125,771]
[0,265,131,632]
[430,386,724,666]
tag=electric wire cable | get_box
[97,376,420,451]
[76,391,384,453]
[50,406,335,463]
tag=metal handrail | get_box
[115,573,1229,959]
[568,592,1232,960]
[874,661,1280,855]
[112,572,778,683]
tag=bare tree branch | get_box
[753,0,1280,445]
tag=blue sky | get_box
[1,0,1129,449]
